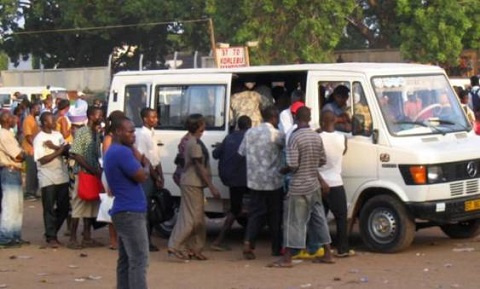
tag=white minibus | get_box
[108,63,480,252]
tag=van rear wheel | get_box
[359,195,415,253]
[440,219,480,239]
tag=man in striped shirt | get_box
[268,106,334,267]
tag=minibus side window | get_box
[124,85,148,127]
[155,84,226,130]
[318,81,352,132]
[352,82,373,136]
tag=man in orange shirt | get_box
[22,102,41,200]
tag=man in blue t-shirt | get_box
[104,116,149,289]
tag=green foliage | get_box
[208,0,356,65]
[0,52,8,70]
[396,0,472,65]
[1,0,479,69]
[0,0,211,70]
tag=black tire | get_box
[440,219,480,239]
[359,195,415,253]
[153,197,180,239]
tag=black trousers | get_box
[244,188,283,255]
[41,183,70,241]
[323,185,349,254]
[229,186,248,217]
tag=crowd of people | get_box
[1,74,480,288]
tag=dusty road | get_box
[0,202,479,289]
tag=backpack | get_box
[148,188,174,224]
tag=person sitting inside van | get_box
[404,92,422,120]
[322,85,351,132]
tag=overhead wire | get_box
[10,18,210,35]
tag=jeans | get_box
[112,212,149,289]
[41,183,70,241]
[0,168,23,244]
[284,189,331,249]
[244,188,283,255]
[25,155,38,197]
[323,186,349,254]
[141,177,154,240]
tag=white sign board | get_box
[215,46,249,68]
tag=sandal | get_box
[66,241,83,250]
[167,248,189,261]
[210,244,231,251]
[243,250,256,260]
[266,261,293,268]
[312,257,335,264]
[81,239,104,248]
[189,252,208,261]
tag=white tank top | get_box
[318,131,345,187]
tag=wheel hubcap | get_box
[368,208,397,244]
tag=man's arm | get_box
[130,155,149,183]
[192,158,220,199]
[70,153,100,176]
[37,144,67,165]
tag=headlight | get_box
[427,166,444,183]
[399,165,445,185]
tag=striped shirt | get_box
[286,126,326,196]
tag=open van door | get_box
[307,71,378,213]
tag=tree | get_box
[338,0,480,66]
[340,0,401,49]
[208,0,356,65]
[396,0,473,65]
[0,0,212,71]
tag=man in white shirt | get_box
[135,108,164,252]
[33,111,70,248]
[318,111,352,257]
[279,90,305,134]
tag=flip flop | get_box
[266,261,293,268]
[81,239,104,248]
[167,248,189,261]
[66,241,83,250]
[312,257,335,264]
[189,252,208,261]
[210,244,231,251]
[243,250,256,260]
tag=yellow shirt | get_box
[22,115,40,156]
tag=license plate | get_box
[465,199,480,212]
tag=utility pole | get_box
[208,18,217,68]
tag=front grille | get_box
[450,182,463,196]
[449,180,480,197]
[466,179,479,194]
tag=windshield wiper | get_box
[427,118,471,132]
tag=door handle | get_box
[157,142,164,146]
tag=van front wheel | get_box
[359,195,415,253]
[440,219,480,239]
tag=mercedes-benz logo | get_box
[466,161,478,178]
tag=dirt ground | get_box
[1,202,480,289]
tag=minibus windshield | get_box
[371,74,470,136]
